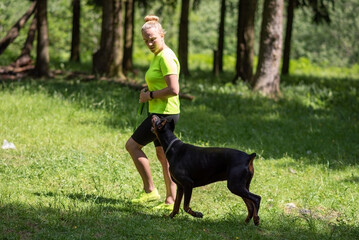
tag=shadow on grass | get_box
[341,175,359,183]
[1,193,358,240]
[34,191,123,205]
[177,75,359,168]
[281,74,359,91]
[1,74,358,169]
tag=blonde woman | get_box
[125,15,180,210]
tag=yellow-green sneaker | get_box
[153,202,174,211]
[131,188,161,204]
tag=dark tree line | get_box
[0,0,334,96]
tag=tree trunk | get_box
[70,0,81,62]
[214,0,226,75]
[93,0,124,78]
[34,0,50,77]
[123,0,134,74]
[93,1,114,75]
[233,0,257,83]
[0,1,37,55]
[252,0,283,96]
[281,0,295,75]
[12,13,37,67]
[178,0,190,76]
[108,0,125,78]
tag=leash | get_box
[165,139,180,155]
[134,102,147,131]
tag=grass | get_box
[1,64,359,239]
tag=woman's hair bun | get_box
[142,15,165,35]
[144,15,159,23]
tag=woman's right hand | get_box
[139,88,150,103]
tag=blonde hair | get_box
[142,15,166,35]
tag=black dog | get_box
[151,115,261,225]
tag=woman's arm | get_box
[139,74,179,103]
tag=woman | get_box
[125,15,180,210]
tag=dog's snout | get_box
[151,115,159,124]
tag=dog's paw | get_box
[195,212,203,218]
[254,216,260,226]
[169,211,178,218]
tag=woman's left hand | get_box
[139,88,151,103]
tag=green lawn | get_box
[1,70,358,239]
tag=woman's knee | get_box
[126,138,140,153]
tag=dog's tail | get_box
[247,153,256,190]
[249,153,256,165]
[248,153,256,173]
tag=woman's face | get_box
[142,27,164,55]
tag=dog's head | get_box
[151,115,168,137]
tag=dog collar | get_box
[165,139,180,155]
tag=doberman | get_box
[151,115,261,225]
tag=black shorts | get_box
[131,113,179,147]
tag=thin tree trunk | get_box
[109,0,125,78]
[0,1,37,55]
[70,0,81,62]
[178,0,190,76]
[93,1,114,74]
[214,0,226,75]
[252,0,283,96]
[281,0,295,75]
[93,0,124,78]
[34,0,50,77]
[233,0,257,83]
[123,0,134,74]
[12,13,37,67]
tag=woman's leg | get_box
[126,137,155,193]
[156,146,176,204]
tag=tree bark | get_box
[0,1,37,55]
[34,0,50,77]
[281,0,295,75]
[93,1,114,75]
[70,0,81,62]
[214,0,226,75]
[252,0,283,96]
[93,0,124,78]
[233,0,257,83]
[108,0,125,78]
[178,0,190,76]
[12,13,37,67]
[123,0,134,73]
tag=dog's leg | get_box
[250,194,261,226]
[242,198,254,223]
[170,186,183,218]
[183,187,203,218]
[227,169,261,225]
[241,194,261,225]
[243,162,255,223]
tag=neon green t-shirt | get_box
[145,48,180,114]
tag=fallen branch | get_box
[0,1,37,55]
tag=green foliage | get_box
[292,0,359,66]
[1,63,359,238]
[1,0,358,69]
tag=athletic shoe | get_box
[131,188,160,204]
[153,202,174,211]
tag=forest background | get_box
[1,0,359,239]
[1,0,358,73]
